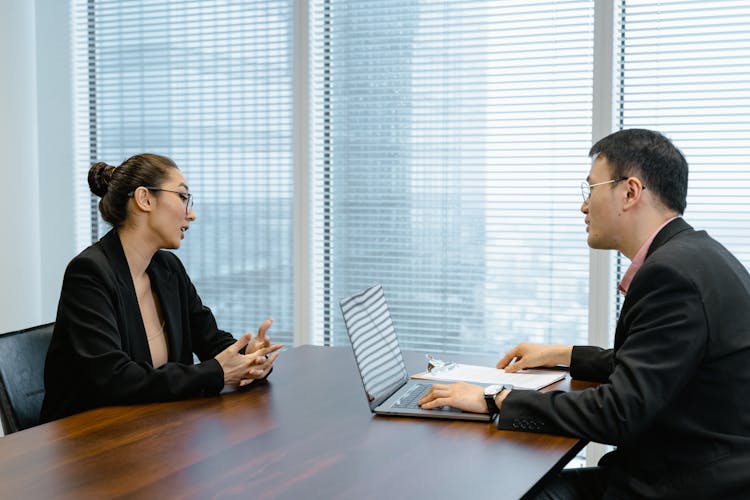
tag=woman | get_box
[40,153,282,422]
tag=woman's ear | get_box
[131,186,154,213]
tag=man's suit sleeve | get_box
[495,261,707,446]
[569,345,613,383]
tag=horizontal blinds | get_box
[618,0,750,265]
[312,1,596,354]
[72,0,95,250]
[73,0,295,344]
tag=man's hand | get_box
[496,342,572,372]
[418,382,488,414]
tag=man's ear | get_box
[623,177,646,208]
[131,186,155,213]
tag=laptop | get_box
[339,284,490,422]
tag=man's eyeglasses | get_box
[128,186,194,215]
[580,177,628,203]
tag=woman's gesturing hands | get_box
[215,318,283,387]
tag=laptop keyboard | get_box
[392,384,430,409]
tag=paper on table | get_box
[411,363,565,390]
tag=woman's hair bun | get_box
[88,162,116,197]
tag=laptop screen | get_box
[340,284,409,410]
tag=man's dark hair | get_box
[589,129,688,214]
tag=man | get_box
[419,129,750,499]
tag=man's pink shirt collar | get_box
[618,217,678,295]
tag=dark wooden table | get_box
[0,345,594,499]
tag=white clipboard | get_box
[412,362,565,390]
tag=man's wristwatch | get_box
[484,384,513,415]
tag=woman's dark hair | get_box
[88,153,178,227]
[589,129,688,214]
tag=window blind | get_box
[72,0,295,344]
[311,0,596,354]
[618,0,750,266]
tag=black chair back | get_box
[0,323,54,434]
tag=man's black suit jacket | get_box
[497,218,750,498]
[41,230,236,423]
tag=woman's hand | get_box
[215,319,282,387]
[496,342,572,372]
[248,318,273,353]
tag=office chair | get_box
[0,322,54,434]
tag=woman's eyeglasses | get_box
[128,186,194,215]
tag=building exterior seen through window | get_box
[75,0,750,354]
